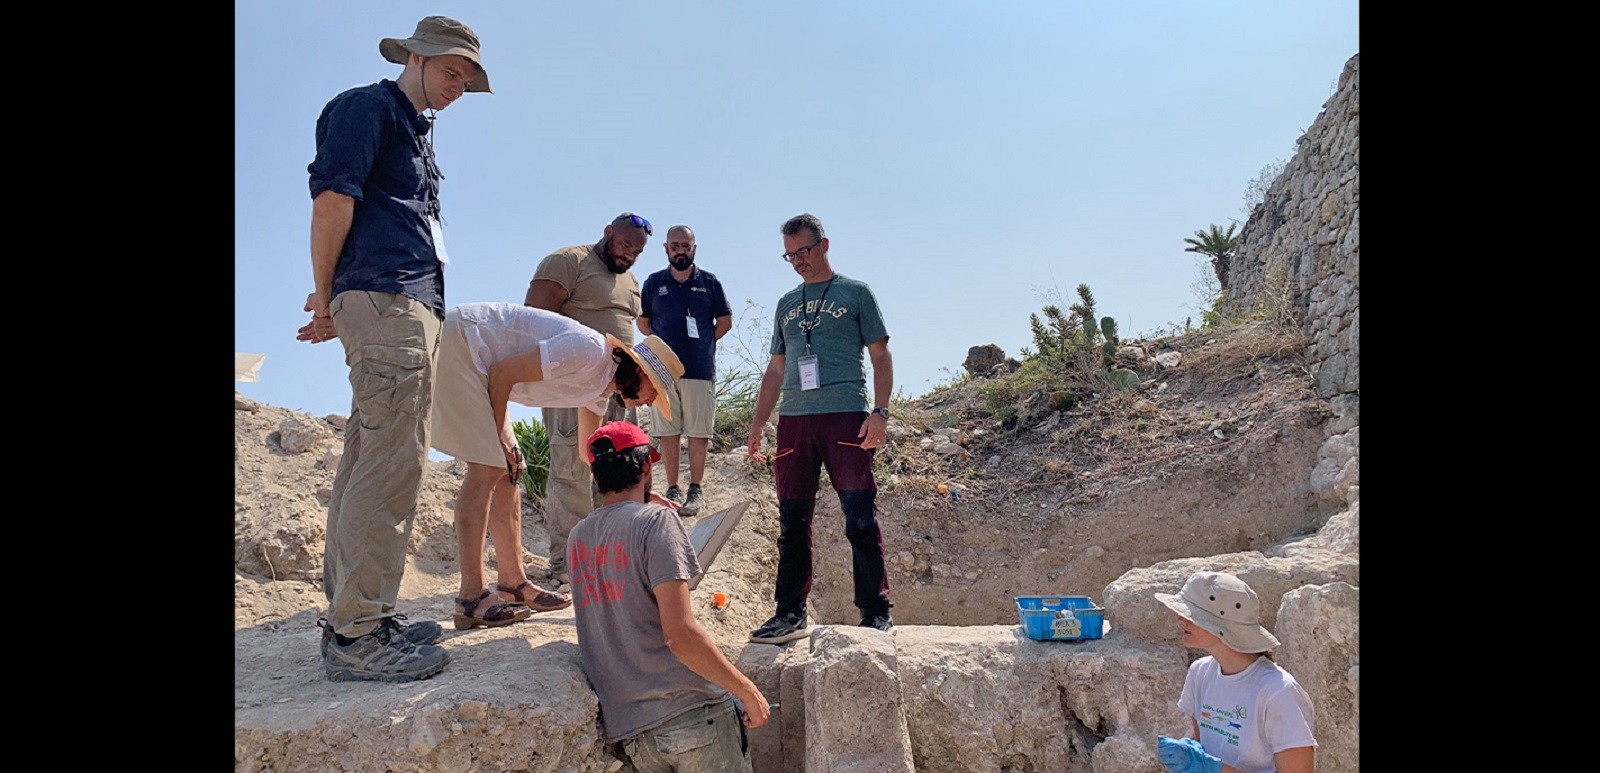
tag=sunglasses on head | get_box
[618,212,653,236]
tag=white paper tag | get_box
[686,315,700,339]
[1051,611,1082,638]
[429,217,451,265]
[798,355,820,391]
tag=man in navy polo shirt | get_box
[637,225,733,517]
[296,16,491,683]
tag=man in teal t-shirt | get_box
[744,213,896,644]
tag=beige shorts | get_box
[643,377,715,438]
[428,310,509,467]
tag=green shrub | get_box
[1108,368,1140,390]
[513,418,551,503]
[712,367,761,451]
[1049,391,1077,412]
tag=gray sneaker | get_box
[665,485,684,506]
[680,483,704,517]
[387,614,444,645]
[860,613,894,633]
[318,615,442,655]
[749,611,811,644]
[322,618,450,683]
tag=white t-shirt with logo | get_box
[1177,655,1317,773]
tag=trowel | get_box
[685,500,750,590]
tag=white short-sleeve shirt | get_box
[455,301,617,416]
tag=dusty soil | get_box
[235,317,1327,706]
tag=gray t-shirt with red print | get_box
[568,499,726,742]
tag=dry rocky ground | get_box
[234,319,1358,772]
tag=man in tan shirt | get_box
[525,212,653,584]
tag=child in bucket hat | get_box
[1153,572,1318,773]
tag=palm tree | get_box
[1183,223,1240,290]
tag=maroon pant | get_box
[772,412,890,618]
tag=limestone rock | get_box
[1276,582,1359,773]
[1100,553,1357,649]
[805,626,915,772]
[278,415,334,454]
[895,626,1189,772]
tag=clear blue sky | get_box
[235,0,1359,428]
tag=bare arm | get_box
[857,337,893,448]
[578,405,604,458]
[297,191,355,343]
[524,278,569,312]
[744,354,785,460]
[713,314,733,340]
[487,349,545,467]
[637,316,653,336]
[1270,746,1315,773]
[655,579,769,728]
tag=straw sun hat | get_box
[605,334,685,422]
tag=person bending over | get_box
[429,302,683,629]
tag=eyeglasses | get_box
[781,239,822,263]
[618,212,653,236]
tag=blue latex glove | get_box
[1157,736,1222,773]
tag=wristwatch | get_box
[871,407,890,419]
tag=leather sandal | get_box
[496,580,573,612]
[453,589,532,630]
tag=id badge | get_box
[686,315,700,339]
[798,355,820,391]
[429,217,451,265]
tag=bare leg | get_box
[488,472,530,590]
[455,461,501,599]
[660,434,683,488]
[687,436,709,486]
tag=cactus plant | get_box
[513,418,551,503]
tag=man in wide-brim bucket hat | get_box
[381,15,492,93]
[300,12,494,685]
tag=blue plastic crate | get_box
[1016,595,1106,641]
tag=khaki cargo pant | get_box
[323,291,442,638]
[619,697,751,773]
[543,397,632,577]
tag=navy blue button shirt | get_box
[640,266,732,381]
[308,79,447,319]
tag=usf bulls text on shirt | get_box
[769,274,888,416]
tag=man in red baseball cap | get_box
[584,420,662,466]
[568,421,770,768]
